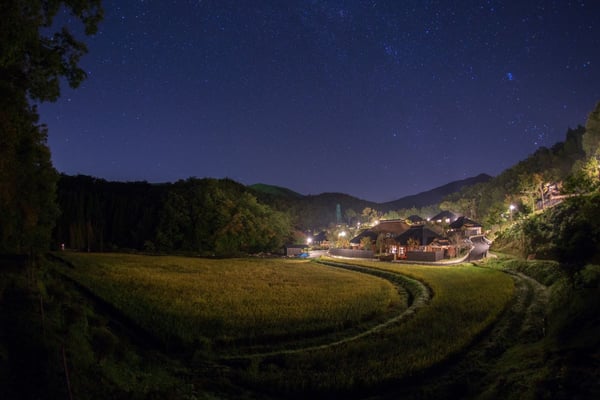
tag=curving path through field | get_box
[369,266,551,399]
[220,260,432,360]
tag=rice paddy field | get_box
[241,257,515,394]
[51,252,515,395]
[54,253,406,351]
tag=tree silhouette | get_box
[0,1,102,254]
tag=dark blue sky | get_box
[39,0,600,203]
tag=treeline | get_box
[0,0,102,256]
[444,101,600,277]
[54,176,292,256]
[440,125,590,227]
[494,192,600,274]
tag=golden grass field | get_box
[248,257,515,392]
[55,253,405,348]
[52,253,515,393]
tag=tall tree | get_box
[582,101,600,160]
[0,0,102,254]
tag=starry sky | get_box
[38,0,600,203]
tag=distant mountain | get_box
[248,174,492,229]
[249,183,303,198]
[378,173,493,211]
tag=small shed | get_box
[284,244,307,257]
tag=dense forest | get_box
[50,172,493,255]
[54,177,292,256]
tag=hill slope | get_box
[249,183,303,198]
[378,173,492,211]
[249,174,492,229]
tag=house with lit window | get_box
[448,216,482,237]
[429,210,459,224]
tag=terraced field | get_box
[49,252,520,397]
[53,253,406,352]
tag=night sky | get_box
[38,0,600,203]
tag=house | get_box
[406,214,424,224]
[395,225,442,248]
[429,210,459,224]
[449,216,482,236]
[349,230,378,248]
[370,219,411,235]
[394,225,444,261]
[430,238,456,258]
[349,219,410,251]
[311,231,330,248]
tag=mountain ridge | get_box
[250,173,493,209]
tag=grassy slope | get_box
[477,256,600,400]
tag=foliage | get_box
[155,178,292,256]
[485,256,565,286]
[443,125,587,228]
[494,192,600,277]
[0,0,102,254]
[55,175,164,251]
[1,0,103,102]
[565,101,600,193]
[582,101,600,159]
[361,207,381,224]
[360,236,373,251]
[0,97,58,254]
[54,176,293,256]
[563,156,600,193]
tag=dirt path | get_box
[367,268,551,399]
[220,260,432,360]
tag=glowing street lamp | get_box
[509,204,516,220]
[307,237,313,245]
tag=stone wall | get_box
[329,248,374,259]
[406,250,444,261]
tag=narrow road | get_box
[468,235,490,261]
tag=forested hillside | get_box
[440,125,589,227]
[250,174,491,229]
[490,101,600,273]
[54,176,291,256]
[54,172,491,253]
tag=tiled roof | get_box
[370,219,411,235]
[395,225,442,246]
[449,216,482,229]
[430,210,458,222]
[350,230,378,244]
[407,214,424,223]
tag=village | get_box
[286,210,487,262]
